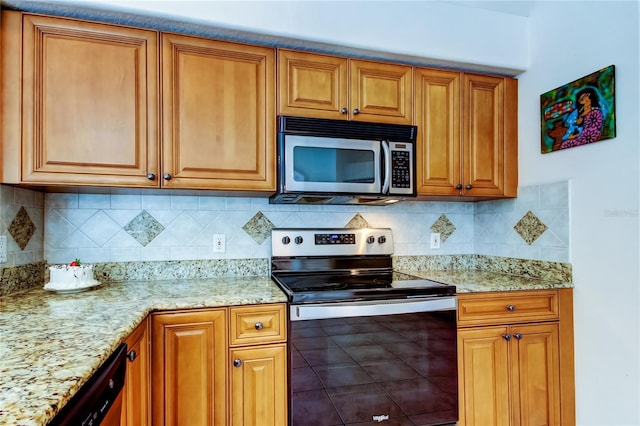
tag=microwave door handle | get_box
[381,140,391,194]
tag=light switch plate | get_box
[430,233,441,250]
[213,234,226,253]
[0,236,7,262]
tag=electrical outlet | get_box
[213,234,226,253]
[0,236,7,263]
[430,232,441,250]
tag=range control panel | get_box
[272,228,394,257]
[315,233,356,245]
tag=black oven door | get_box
[288,297,458,426]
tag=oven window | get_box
[289,310,458,426]
[293,146,375,183]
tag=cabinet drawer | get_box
[457,290,559,326]
[229,304,287,346]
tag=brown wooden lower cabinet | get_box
[151,309,228,425]
[121,317,150,426]
[457,289,575,426]
[229,344,287,426]
[150,304,287,426]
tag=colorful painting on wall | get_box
[540,65,615,153]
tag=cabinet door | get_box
[5,13,159,187]
[122,319,150,426]
[162,34,275,191]
[457,326,511,426]
[151,309,227,426]
[350,59,413,124]
[414,68,461,195]
[511,323,561,426]
[462,74,517,197]
[277,49,348,120]
[230,344,287,426]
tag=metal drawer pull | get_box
[254,322,264,330]
[502,334,511,341]
[233,359,242,367]
[127,350,137,362]
[506,305,516,311]
[513,333,522,340]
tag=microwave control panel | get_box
[391,150,411,188]
[389,142,414,194]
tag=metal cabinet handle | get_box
[513,333,522,340]
[254,322,264,330]
[465,184,473,190]
[353,108,360,115]
[233,359,242,368]
[127,350,137,362]
[163,173,172,181]
[506,305,516,311]
[456,184,463,190]
[341,107,348,114]
[146,173,156,180]
[502,334,511,341]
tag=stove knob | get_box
[366,235,375,244]
[294,236,304,244]
[281,236,291,245]
[378,235,387,244]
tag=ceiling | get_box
[444,0,536,17]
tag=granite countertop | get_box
[0,276,287,426]
[0,268,572,425]
[399,269,573,293]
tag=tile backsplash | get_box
[0,185,45,267]
[475,181,570,262]
[0,181,570,271]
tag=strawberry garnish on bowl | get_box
[69,259,81,266]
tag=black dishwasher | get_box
[48,343,127,426]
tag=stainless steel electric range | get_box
[271,228,458,426]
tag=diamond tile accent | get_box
[514,211,548,245]
[124,210,165,247]
[345,213,371,229]
[8,207,36,250]
[431,214,456,242]
[242,211,274,245]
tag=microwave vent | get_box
[278,116,417,143]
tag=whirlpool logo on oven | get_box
[373,414,390,422]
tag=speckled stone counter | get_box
[0,277,287,426]
[0,258,573,425]
[398,269,573,293]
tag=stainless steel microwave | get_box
[270,116,418,205]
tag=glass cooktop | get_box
[271,271,455,304]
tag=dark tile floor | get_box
[290,311,457,426]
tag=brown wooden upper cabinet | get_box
[1,12,276,192]
[1,12,160,187]
[277,49,413,124]
[161,33,275,191]
[414,68,518,198]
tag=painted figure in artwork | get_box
[546,120,569,151]
[559,87,604,149]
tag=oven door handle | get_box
[290,297,456,321]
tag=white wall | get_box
[13,0,530,74]
[519,2,639,424]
